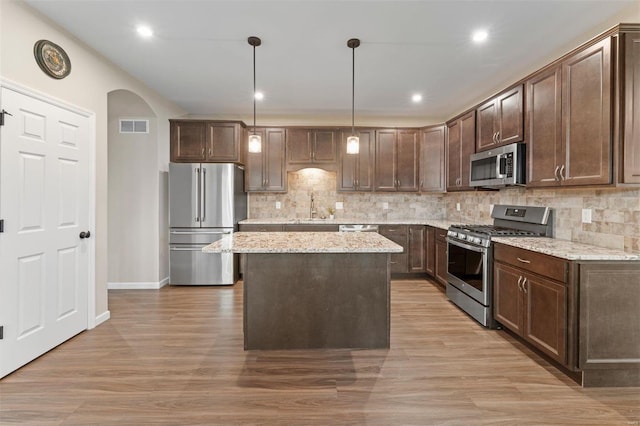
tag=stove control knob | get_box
[447,231,456,238]
[459,234,466,240]
[473,237,482,244]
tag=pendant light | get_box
[346,38,360,155]
[248,36,262,153]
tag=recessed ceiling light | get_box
[254,91,264,101]
[136,25,153,38]
[472,30,488,43]
[412,94,423,103]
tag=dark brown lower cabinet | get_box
[434,230,448,287]
[378,225,408,273]
[494,242,640,387]
[494,261,567,364]
[408,226,426,272]
[425,226,435,276]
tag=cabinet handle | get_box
[201,147,205,156]
[420,180,423,189]
[492,132,497,144]
[522,277,528,293]
[209,148,212,157]
[516,257,531,264]
[496,131,500,143]
[559,165,566,181]
[554,166,560,182]
[439,234,446,238]
[517,275,523,291]
[397,179,401,187]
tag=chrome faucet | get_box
[310,192,317,219]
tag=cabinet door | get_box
[434,239,448,287]
[523,274,567,364]
[493,262,524,334]
[446,120,461,190]
[246,128,266,191]
[170,121,206,162]
[312,130,337,163]
[338,132,357,191]
[379,225,408,273]
[623,33,640,184]
[207,123,240,162]
[526,66,563,187]
[425,226,435,276]
[338,129,375,192]
[408,226,426,272]
[459,111,476,190]
[264,128,286,192]
[286,129,312,163]
[420,126,445,192]
[476,99,497,151]
[498,85,524,145]
[375,129,398,191]
[562,38,611,186]
[397,129,419,192]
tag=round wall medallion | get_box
[34,40,71,79]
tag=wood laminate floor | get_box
[1,280,639,425]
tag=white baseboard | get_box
[108,277,169,290]
[95,310,110,327]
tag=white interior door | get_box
[0,86,90,378]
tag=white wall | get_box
[0,0,186,320]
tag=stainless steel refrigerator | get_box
[169,163,247,285]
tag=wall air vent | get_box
[119,119,149,134]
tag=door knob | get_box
[79,231,91,239]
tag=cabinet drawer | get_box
[239,224,284,232]
[494,243,568,283]
[284,224,339,232]
[434,228,448,244]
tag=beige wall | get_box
[108,90,163,284]
[0,1,186,320]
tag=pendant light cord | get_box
[253,43,256,134]
[351,45,355,135]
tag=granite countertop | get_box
[239,218,455,230]
[492,237,640,261]
[203,232,405,254]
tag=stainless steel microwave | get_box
[469,143,526,188]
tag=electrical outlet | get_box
[456,203,461,212]
[581,208,592,224]
[275,201,281,209]
[382,202,389,210]
[335,202,344,210]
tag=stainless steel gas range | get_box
[445,205,553,328]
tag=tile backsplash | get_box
[248,169,640,253]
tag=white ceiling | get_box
[26,0,637,125]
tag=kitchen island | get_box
[203,232,403,350]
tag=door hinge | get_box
[0,219,3,233]
[0,109,13,126]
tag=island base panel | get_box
[243,253,390,350]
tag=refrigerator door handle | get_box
[202,167,206,223]
[195,167,201,222]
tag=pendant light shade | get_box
[248,36,262,153]
[346,38,360,155]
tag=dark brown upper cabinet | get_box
[245,128,286,192]
[337,129,375,192]
[476,85,524,152]
[527,38,611,187]
[446,111,475,191]
[286,129,337,168]
[170,120,243,163]
[623,32,640,184]
[375,129,419,192]
[419,125,446,192]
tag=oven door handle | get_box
[446,238,487,254]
